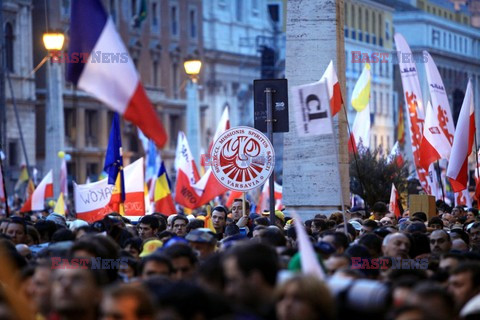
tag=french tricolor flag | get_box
[66,0,167,148]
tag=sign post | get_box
[254,79,288,225]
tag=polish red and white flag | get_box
[20,170,53,212]
[389,183,401,218]
[419,101,453,170]
[447,80,475,192]
[320,60,343,116]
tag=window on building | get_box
[153,61,159,87]
[443,32,446,47]
[351,4,355,29]
[345,3,348,26]
[358,7,362,30]
[366,34,370,43]
[171,5,178,35]
[64,108,76,143]
[385,21,390,40]
[190,9,197,38]
[62,0,71,18]
[379,61,383,76]
[454,35,457,51]
[5,22,14,73]
[365,10,369,34]
[459,36,463,51]
[8,141,18,167]
[85,110,98,146]
[252,0,258,12]
[86,163,99,182]
[172,63,179,98]
[379,92,383,114]
[373,91,377,113]
[359,31,363,41]
[432,29,440,46]
[449,34,452,49]
[386,93,390,115]
[236,0,243,22]
[372,13,376,37]
[110,0,117,22]
[345,27,349,38]
[352,30,356,40]
[131,0,137,18]
[169,115,181,149]
[378,14,383,40]
[152,2,158,27]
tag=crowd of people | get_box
[0,198,480,320]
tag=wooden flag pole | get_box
[242,192,247,220]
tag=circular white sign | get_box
[210,126,275,191]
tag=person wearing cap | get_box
[186,228,217,260]
[171,215,189,238]
[137,216,160,240]
[369,202,388,221]
[262,210,285,229]
[139,239,164,258]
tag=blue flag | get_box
[104,113,125,201]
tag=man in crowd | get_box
[137,216,160,240]
[429,229,452,256]
[382,232,411,259]
[171,215,188,238]
[448,262,480,311]
[212,206,228,237]
[223,242,278,319]
[100,284,155,320]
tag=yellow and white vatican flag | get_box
[349,64,371,152]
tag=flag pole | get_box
[0,156,9,217]
[343,90,369,214]
[474,133,480,198]
[242,192,247,222]
[326,81,347,236]
[436,160,446,202]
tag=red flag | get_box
[175,132,227,209]
[389,183,401,218]
[226,190,243,208]
[20,171,53,212]
[320,60,343,116]
[447,80,475,192]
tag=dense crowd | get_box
[1,198,480,320]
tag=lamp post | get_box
[43,31,65,198]
[184,59,202,164]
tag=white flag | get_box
[292,80,333,137]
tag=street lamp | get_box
[184,58,202,163]
[43,31,65,198]
[43,32,65,52]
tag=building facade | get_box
[31,0,204,186]
[344,0,396,154]
[2,0,36,193]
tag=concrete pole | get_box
[186,79,201,164]
[45,59,65,198]
[283,0,348,219]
